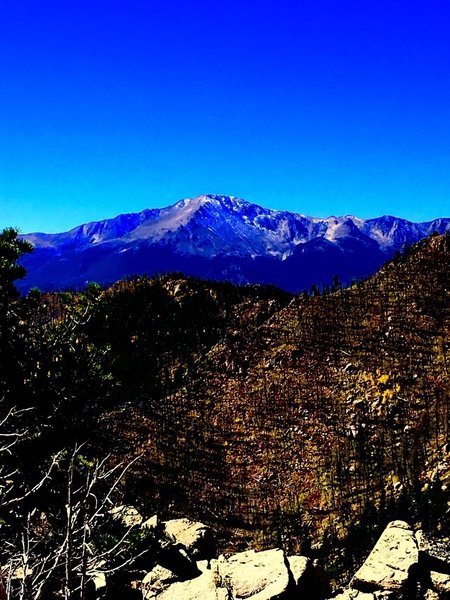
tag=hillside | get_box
[76,233,449,575]
[1,231,449,591]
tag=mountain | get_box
[20,194,450,292]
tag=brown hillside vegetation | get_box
[88,234,450,576]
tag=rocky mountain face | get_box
[19,195,450,292]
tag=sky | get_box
[1,1,450,233]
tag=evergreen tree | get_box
[0,227,33,396]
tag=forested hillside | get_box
[1,230,449,592]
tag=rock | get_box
[218,548,290,600]
[430,570,450,596]
[141,546,329,600]
[287,555,330,598]
[142,515,159,530]
[329,590,376,599]
[141,565,180,598]
[157,539,200,580]
[416,530,450,565]
[142,560,226,600]
[85,571,107,599]
[424,590,440,600]
[109,505,143,528]
[415,530,450,597]
[330,591,393,599]
[351,521,419,594]
[287,555,309,586]
[164,518,216,560]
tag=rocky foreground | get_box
[95,509,450,600]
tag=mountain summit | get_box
[20,195,450,292]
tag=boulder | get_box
[141,515,159,530]
[351,521,419,595]
[430,570,450,597]
[329,591,376,599]
[218,548,290,600]
[287,555,330,598]
[141,565,180,598]
[157,540,200,580]
[141,560,226,600]
[286,555,309,586]
[164,518,216,560]
[329,591,394,599]
[140,547,328,600]
[85,570,107,599]
[416,530,450,566]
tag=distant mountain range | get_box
[20,194,450,292]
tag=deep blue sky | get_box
[1,1,450,233]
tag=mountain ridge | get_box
[20,194,450,292]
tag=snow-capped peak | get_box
[19,195,450,294]
[24,195,450,261]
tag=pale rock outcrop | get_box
[415,529,450,597]
[137,517,450,600]
[351,521,419,594]
[287,555,330,598]
[286,555,309,586]
[109,505,143,528]
[142,515,159,530]
[430,570,450,597]
[142,560,226,600]
[157,539,200,580]
[218,548,290,600]
[164,518,216,560]
[330,591,376,599]
[141,565,179,598]
[424,590,440,600]
[86,569,106,599]
[330,589,394,599]
[416,530,450,565]
[140,546,326,599]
